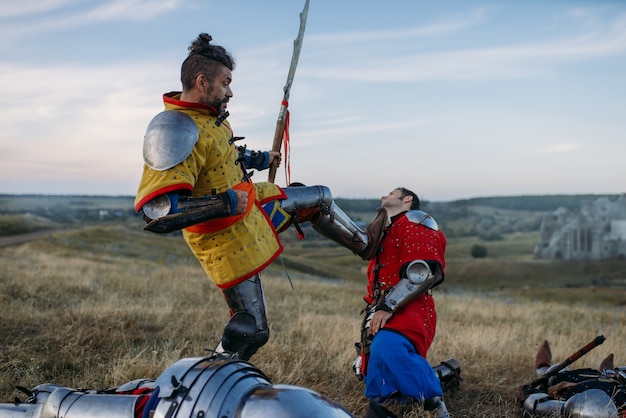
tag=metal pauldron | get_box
[143,110,199,171]
[406,210,439,231]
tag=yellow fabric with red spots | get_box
[135,93,286,288]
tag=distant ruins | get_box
[534,195,626,261]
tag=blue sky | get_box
[1,0,625,202]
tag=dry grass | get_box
[1,226,626,417]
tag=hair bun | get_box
[189,33,213,55]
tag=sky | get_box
[1,0,625,202]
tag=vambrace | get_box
[141,190,236,233]
[381,260,443,313]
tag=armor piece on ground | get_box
[523,392,568,416]
[0,383,139,418]
[563,389,619,418]
[432,358,462,394]
[522,374,625,417]
[214,275,270,361]
[142,192,234,233]
[1,357,352,418]
[382,260,441,313]
[522,338,625,417]
[281,185,385,260]
[143,110,199,171]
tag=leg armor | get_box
[215,275,270,361]
[281,185,386,260]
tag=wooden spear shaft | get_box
[268,0,309,183]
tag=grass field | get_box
[1,223,625,417]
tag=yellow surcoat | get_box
[135,93,284,288]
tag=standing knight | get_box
[134,33,385,361]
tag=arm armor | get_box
[142,190,237,234]
[381,260,443,313]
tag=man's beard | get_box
[209,97,228,114]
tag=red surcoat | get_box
[365,212,447,357]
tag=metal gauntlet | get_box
[382,260,441,313]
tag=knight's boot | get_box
[423,397,450,418]
[281,185,387,260]
[599,353,615,373]
[363,400,398,418]
[213,275,270,361]
[535,340,552,376]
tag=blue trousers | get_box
[365,330,443,403]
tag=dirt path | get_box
[0,229,62,248]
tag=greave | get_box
[313,204,387,260]
[214,275,270,361]
[311,201,368,254]
[281,185,386,260]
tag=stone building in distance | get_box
[534,195,626,261]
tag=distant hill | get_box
[438,194,624,212]
[1,193,622,239]
[336,194,624,239]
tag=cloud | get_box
[0,0,76,18]
[535,143,580,154]
[308,7,490,45]
[301,10,626,83]
[0,0,187,45]
[0,60,171,194]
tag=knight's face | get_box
[381,189,404,208]
[202,66,233,112]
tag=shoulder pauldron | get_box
[143,110,199,171]
[405,210,439,231]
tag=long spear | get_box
[268,0,310,184]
